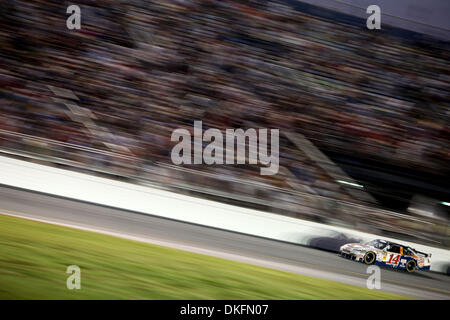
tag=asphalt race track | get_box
[0,186,448,299]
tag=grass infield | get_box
[0,214,411,299]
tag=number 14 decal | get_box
[387,254,400,265]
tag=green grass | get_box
[0,214,411,299]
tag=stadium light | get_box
[336,180,364,188]
[441,202,450,206]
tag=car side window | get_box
[387,245,401,254]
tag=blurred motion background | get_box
[0,0,449,248]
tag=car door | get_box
[385,245,402,267]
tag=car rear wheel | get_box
[406,260,417,273]
[363,252,376,265]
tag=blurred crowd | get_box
[0,0,449,232]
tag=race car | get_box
[339,239,431,273]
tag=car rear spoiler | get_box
[415,250,431,258]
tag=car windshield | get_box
[365,240,387,249]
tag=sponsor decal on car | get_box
[418,258,425,267]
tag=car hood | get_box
[340,243,371,252]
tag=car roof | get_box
[375,239,415,251]
[375,239,402,247]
